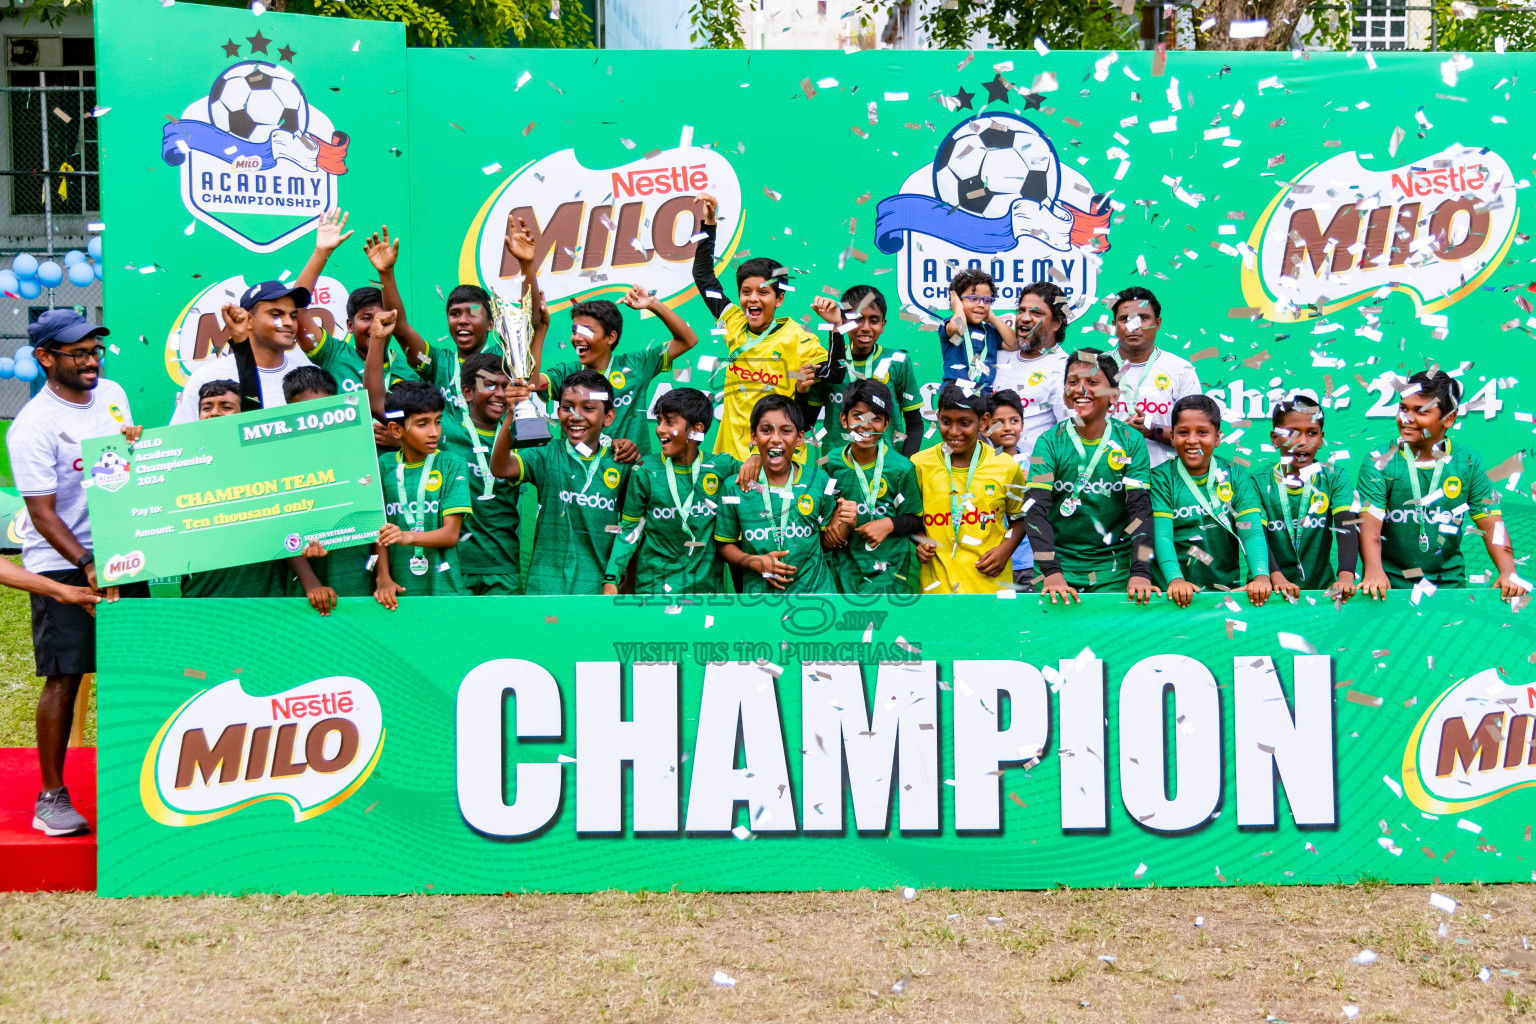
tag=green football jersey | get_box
[1356,439,1496,587]
[714,463,839,594]
[1254,460,1356,588]
[545,343,671,454]
[182,560,285,598]
[377,449,473,596]
[807,346,922,452]
[512,439,630,595]
[605,451,739,595]
[440,424,521,581]
[823,443,921,594]
[308,329,410,399]
[1027,419,1151,581]
[284,545,375,599]
[389,336,505,403]
[1150,456,1266,589]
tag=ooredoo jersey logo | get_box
[466,143,743,313]
[875,113,1111,320]
[1402,668,1536,814]
[160,42,350,253]
[1243,144,1518,322]
[141,677,384,826]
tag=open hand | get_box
[1127,575,1161,605]
[306,585,338,616]
[364,227,399,272]
[504,214,536,265]
[374,579,405,611]
[315,208,353,253]
[1246,573,1273,607]
[1040,572,1080,604]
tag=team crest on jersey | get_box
[1309,493,1330,515]
[1027,371,1045,387]
[108,402,125,423]
[983,482,996,496]
[1444,476,1462,499]
[1106,447,1128,471]
[1216,480,1234,502]
[603,467,621,489]
[797,494,814,516]
[702,472,719,495]
[1154,373,1171,391]
[608,370,626,390]
[425,470,443,492]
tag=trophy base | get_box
[511,414,552,448]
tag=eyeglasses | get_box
[54,345,105,363]
[961,294,997,305]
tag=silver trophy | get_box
[490,284,551,447]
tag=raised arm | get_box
[364,227,430,371]
[621,284,699,362]
[362,309,397,423]
[296,209,353,293]
[692,194,731,320]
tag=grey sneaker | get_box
[33,786,90,837]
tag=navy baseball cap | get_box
[27,309,109,349]
[239,281,311,311]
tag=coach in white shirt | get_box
[7,310,145,837]
[1108,286,1202,467]
[170,279,313,424]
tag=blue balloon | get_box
[18,278,41,299]
[92,261,102,282]
[66,261,94,287]
[15,345,33,361]
[63,249,86,266]
[14,358,39,382]
[0,270,16,295]
[0,358,15,380]
[87,236,101,261]
[36,261,62,287]
[12,253,38,277]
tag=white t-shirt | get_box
[170,347,313,424]
[1110,348,1202,467]
[993,347,1068,460]
[8,379,133,572]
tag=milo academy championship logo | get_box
[874,113,1112,321]
[161,35,350,253]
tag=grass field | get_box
[3,569,1535,1021]
[2,884,1535,1021]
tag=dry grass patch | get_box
[1,883,1534,1022]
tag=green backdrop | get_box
[95,0,1535,585]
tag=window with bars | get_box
[7,36,98,216]
[1352,0,1409,49]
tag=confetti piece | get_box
[515,70,531,91]
[1352,950,1378,965]
[1229,18,1269,38]
[522,122,535,137]
[712,969,738,986]
[800,77,817,99]
[184,668,206,679]
[1430,892,1458,914]
[1383,775,1403,798]
[482,162,502,175]
[1133,862,1148,878]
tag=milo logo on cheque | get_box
[101,550,146,583]
[1403,668,1536,814]
[142,677,384,826]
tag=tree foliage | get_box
[688,0,742,48]
[14,0,593,48]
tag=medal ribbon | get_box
[565,438,607,495]
[1176,461,1238,538]
[847,442,888,509]
[1065,425,1113,507]
[450,358,496,500]
[1273,465,1321,553]
[1402,444,1448,551]
[758,465,798,549]
[946,443,982,547]
[664,455,703,545]
[394,450,437,573]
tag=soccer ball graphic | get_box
[208,61,307,144]
[93,450,129,476]
[933,115,1060,218]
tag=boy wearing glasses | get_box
[943,269,1017,392]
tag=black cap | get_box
[239,280,312,311]
[27,309,109,349]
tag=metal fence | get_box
[0,80,101,418]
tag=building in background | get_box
[0,9,101,421]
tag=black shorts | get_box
[30,568,148,677]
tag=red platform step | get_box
[0,747,96,892]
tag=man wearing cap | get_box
[7,310,147,837]
[170,280,314,424]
